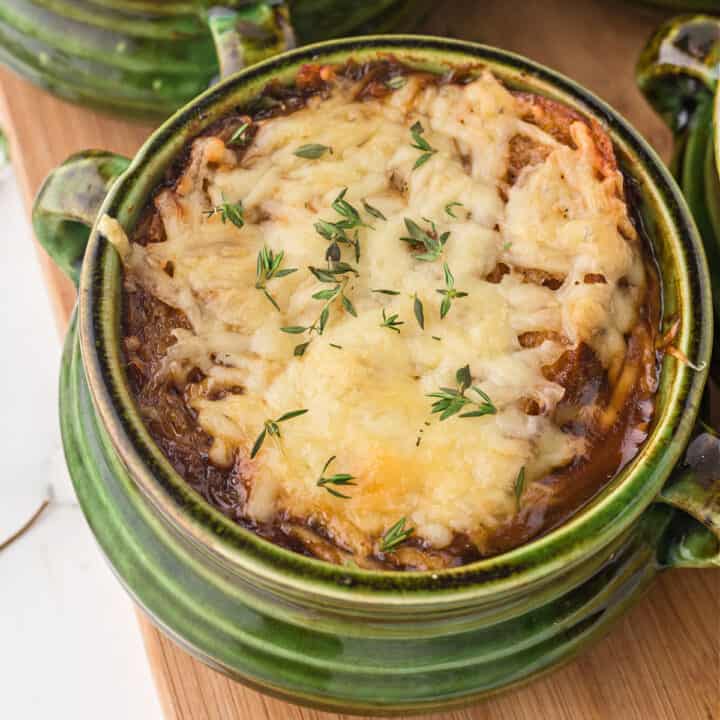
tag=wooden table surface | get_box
[1,1,717,718]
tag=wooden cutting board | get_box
[2,1,717,718]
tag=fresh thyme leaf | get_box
[458,406,496,418]
[294,143,331,159]
[276,408,309,422]
[329,343,343,349]
[309,266,337,283]
[228,122,250,146]
[294,341,310,356]
[439,295,451,319]
[250,409,308,458]
[413,152,434,170]
[380,517,414,553]
[313,286,341,301]
[372,288,401,295]
[436,262,468,319]
[409,121,437,170]
[380,308,404,333]
[281,326,307,334]
[309,263,358,282]
[410,121,433,151]
[319,305,330,333]
[255,246,297,311]
[362,199,386,221]
[341,294,357,317]
[385,75,407,90]
[444,262,454,289]
[204,201,244,229]
[503,240,513,251]
[262,289,280,311]
[427,366,496,421]
[514,467,526,510]
[316,456,356,499]
[250,427,267,459]
[444,201,464,218]
[330,261,360,276]
[315,219,341,242]
[413,295,425,330]
[322,486,352,499]
[432,335,442,341]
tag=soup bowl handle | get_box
[32,151,130,287]
[656,425,720,568]
[636,14,720,134]
[206,2,296,79]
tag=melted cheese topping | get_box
[103,70,646,558]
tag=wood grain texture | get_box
[2,0,717,717]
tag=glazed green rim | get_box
[77,35,711,604]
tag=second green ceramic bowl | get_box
[0,0,425,120]
[33,36,719,714]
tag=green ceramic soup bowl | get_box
[33,36,719,715]
[0,0,425,120]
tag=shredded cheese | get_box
[105,70,646,557]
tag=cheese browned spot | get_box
[103,61,659,570]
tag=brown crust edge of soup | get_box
[120,59,662,571]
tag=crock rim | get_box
[77,34,712,604]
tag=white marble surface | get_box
[0,169,161,718]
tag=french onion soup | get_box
[101,60,661,571]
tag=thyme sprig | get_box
[362,199,386,221]
[427,365,496,421]
[374,290,425,331]
[372,288,401,296]
[255,246,297,311]
[250,409,308,458]
[400,217,449,262]
[380,517,414,553]
[281,262,358,355]
[436,263,468,319]
[316,456,356,499]
[410,121,437,169]
[380,308,404,333]
[294,143,331,159]
[315,188,372,262]
[204,200,244,229]
[514,466,526,511]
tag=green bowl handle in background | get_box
[636,14,720,133]
[32,151,130,287]
[658,426,720,567]
[206,2,296,79]
[637,16,720,344]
